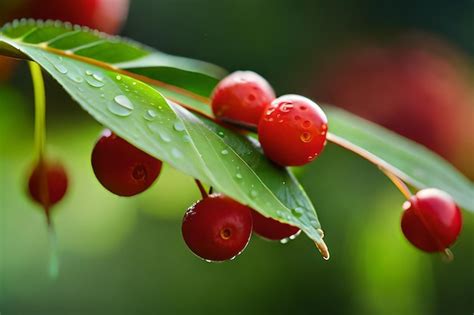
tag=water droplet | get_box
[300,106,307,111]
[85,70,93,75]
[183,135,192,142]
[85,76,104,88]
[171,148,183,158]
[132,81,137,86]
[67,72,84,83]
[159,131,171,142]
[217,131,225,137]
[143,109,157,121]
[276,211,285,218]
[300,132,312,143]
[279,102,294,112]
[250,190,258,198]
[302,120,312,128]
[280,238,289,244]
[310,220,319,227]
[100,94,105,98]
[107,95,134,117]
[92,73,103,82]
[54,63,68,74]
[322,124,328,131]
[235,173,243,180]
[221,149,229,155]
[291,207,304,218]
[173,121,185,132]
[294,115,301,121]
[116,75,122,81]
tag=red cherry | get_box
[91,129,162,196]
[28,160,68,211]
[401,188,462,252]
[250,209,300,241]
[258,94,328,166]
[182,194,253,261]
[211,71,276,127]
[18,0,129,34]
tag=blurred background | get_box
[0,0,473,314]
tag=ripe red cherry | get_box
[182,194,253,261]
[401,188,462,252]
[91,129,162,196]
[17,0,129,34]
[211,71,276,127]
[28,160,68,211]
[251,209,300,241]
[258,94,328,166]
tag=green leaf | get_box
[326,107,474,211]
[0,19,328,255]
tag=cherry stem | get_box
[326,133,413,200]
[194,179,208,199]
[46,215,60,279]
[379,167,413,200]
[29,61,46,163]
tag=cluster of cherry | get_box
[27,71,462,262]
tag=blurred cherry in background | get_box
[2,0,129,34]
[311,34,474,178]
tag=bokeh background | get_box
[0,0,473,314]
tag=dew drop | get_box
[85,76,104,88]
[279,102,294,112]
[116,75,122,81]
[143,109,157,121]
[300,132,312,143]
[183,134,192,142]
[221,149,229,155]
[54,63,68,74]
[250,190,258,198]
[218,131,225,137]
[173,121,185,132]
[107,95,134,117]
[171,148,183,158]
[302,120,312,128]
[295,115,301,121]
[85,70,93,75]
[235,173,243,180]
[92,73,104,82]
[291,207,304,218]
[280,238,289,244]
[276,211,285,218]
[160,131,172,142]
[67,72,84,83]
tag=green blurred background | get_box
[0,0,473,314]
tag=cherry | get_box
[14,0,129,34]
[91,129,162,196]
[251,209,300,241]
[401,188,462,252]
[28,159,68,211]
[211,71,276,127]
[258,94,328,166]
[182,194,253,261]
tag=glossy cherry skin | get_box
[182,194,253,261]
[401,188,462,252]
[211,71,276,127]
[91,129,162,196]
[258,94,328,166]
[28,160,68,211]
[19,0,129,34]
[251,209,300,241]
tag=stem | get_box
[47,217,60,279]
[379,167,413,200]
[194,179,208,199]
[327,133,413,200]
[29,61,46,162]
